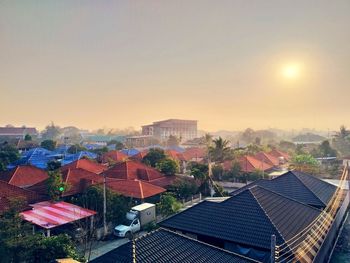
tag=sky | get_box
[1,0,349,132]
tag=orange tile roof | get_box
[238,156,273,173]
[103,160,165,181]
[269,149,290,161]
[61,158,107,174]
[0,165,48,188]
[254,152,280,166]
[181,147,207,161]
[130,150,149,161]
[100,151,129,164]
[106,179,166,199]
[165,150,181,160]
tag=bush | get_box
[156,158,179,175]
[157,193,182,217]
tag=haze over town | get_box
[1,1,350,131]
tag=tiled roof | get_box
[230,156,273,173]
[0,180,43,213]
[130,150,149,161]
[61,151,98,166]
[181,147,207,161]
[103,160,164,182]
[90,228,257,263]
[121,148,140,156]
[100,151,128,164]
[0,127,38,136]
[0,165,48,188]
[230,171,337,208]
[16,140,39,149]
[61,158,107,174]
[161,186,320,250]
[166,150,181,161]
[105,179,166,199]
[253,152,280,166]
[269,149,290,161]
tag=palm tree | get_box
[209,137,231,162]
[334,125,350,139]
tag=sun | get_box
[281,63,301,80]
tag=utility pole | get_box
[103,174,107,236]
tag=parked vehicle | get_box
[114,203,156,238]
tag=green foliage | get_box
[108,140,125,150]
[47,160,61,171]
[212,164,224,180]
[24,134,32,141]
[332,126,350,156]
[47,170,67,201]
[222,161,242,181]
[91,146,109,155]
[209,137,231,162]
[156,158,179,175]
[290,154,320,174]
[167,135,180,147]
[67,144,87,154]
[157,193,182,217]
[189,162,208,182]
[170,178,199,199]
[69,185,132,225]
[40,139,56,151]
[143,148,166,167]
[143,221,159,232]
[311,140,337,158]
[0,144,20,171]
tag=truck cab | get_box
[114,216,140,238]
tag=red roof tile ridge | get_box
[8,166,20,184]
[138,180,144,199]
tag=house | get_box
[224,156,273,173]
[61,158,107,174]
[0,180,43,213]
[105,179,166,200]
[269,149,290,162]
[125,135,155,148]
[130,150,149,162]
[90,228,257,263]
[230,170,337,209]
[0,126,38,139]
[99,150,128,164]
[15,139,39,152]
[121,148,140,157]
[0,165,48,188]
[102,160,176,188]
[253,152,280,166]
[8,147,55,169]
[160,185,321,262]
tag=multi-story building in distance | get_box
[142,119,197,142]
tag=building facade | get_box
[142,119,197,142]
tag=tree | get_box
[311,140,337,158]
[222,161,242,181]
[156,158,179,176]
[0,144,20,171]
[170,178,198,199]
[47,160,61,171]
[67,144,87,154]
[290,154,320,174]
[157,193,182,217]
[41,122,61,140]
[142,148,166,167]
[40,139,56,151]
[47,170,67,201]
[108,140,125,150]
[167,135,180,147]
[212,164,224,180]
[209,137,231,162]
[188,162,211,196]
[91,146,109,156]
[24,134,32,141]
[69,185,132,225]
[332,125,350,156]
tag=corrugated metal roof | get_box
[90,228,257,263]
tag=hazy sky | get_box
[1,0,349,131]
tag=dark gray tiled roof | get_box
[161,186,321,250]
[90,228,257,263]
[230,171,336,208]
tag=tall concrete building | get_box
[142,119,197,142]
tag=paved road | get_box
[82,231,147,261]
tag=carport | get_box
[20,201,96,237]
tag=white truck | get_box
[114,203,156,238]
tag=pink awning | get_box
[20,201,96,229]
